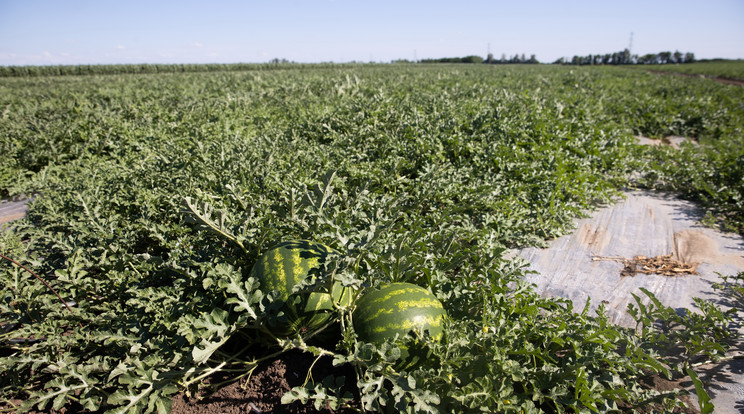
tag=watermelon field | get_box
[1,63,743,413]
[634,60,744,84]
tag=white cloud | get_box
[194,42,204,48]
[40,51,56,63]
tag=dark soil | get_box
[171,350,359,414]
[612,373,701,414]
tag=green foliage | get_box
[0,64,741,412]
[713,271,744,313]
[0,62,345,78]
[638,60,744,81]
[637,137,744,233]
[628,288,734,370]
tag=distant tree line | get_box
[486,53,540,64]
[555,49,696,65]
[419,55,486,64]
[419,53,540,64]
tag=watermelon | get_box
[250,239,352,337]
[353,282,446,345]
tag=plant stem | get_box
[0,253,82,328]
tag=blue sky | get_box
[1,0,743,66]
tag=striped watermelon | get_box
[353,282,446,345]
[250,240,352,337]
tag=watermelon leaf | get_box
[686,368,714,414]
[217,263,261,320]
[182,196,248,254]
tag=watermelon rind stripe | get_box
[249,239,351,337]
[353,282,447,344]
[355,298,444,324]
[368,314,444,334]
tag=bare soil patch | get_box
[635,135,698,149]
[674,229,744,269]
[171,350,358,414]
[625,374,700,414]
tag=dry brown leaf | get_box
[592,254,698,277]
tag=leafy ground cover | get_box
[632,60,744,82]
[0,64,742,413]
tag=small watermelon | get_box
[353,282,446,345]
[250,239,352,337]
